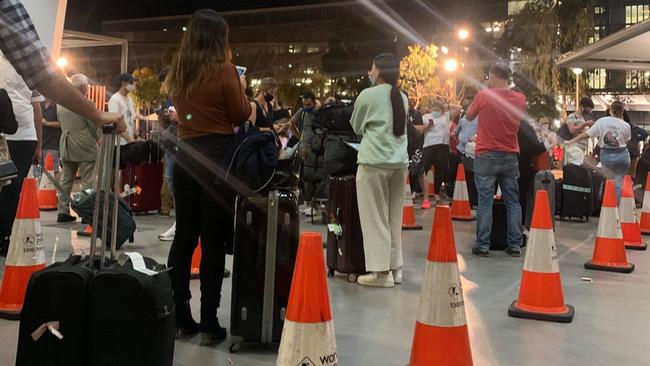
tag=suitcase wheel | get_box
[348,273,358,283]
[327,267,335,278]
[229,342,241,353]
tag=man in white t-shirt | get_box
[420,101,461,209]
[108,73,138,145]
[0,55,44,256]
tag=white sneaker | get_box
[158,222,176,241]
[357,272,395,288]
[393,268,403,285]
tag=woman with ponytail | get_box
[351,53,409,288]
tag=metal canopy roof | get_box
[61,30,128,73]
[557,18,650,70]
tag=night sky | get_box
[65,0,331,31]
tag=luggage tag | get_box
[327,223,343,237]
[123,252,158,276]
[31,321,63,341]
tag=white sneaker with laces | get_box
[393,268,403,285]
[158,222,176,241]
[357,272,395,288]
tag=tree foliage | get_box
[131,67,164,114]
[399,44,453,109]
[499,0,594,118]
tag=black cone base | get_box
[584,261,635,273]
[508,301,574,323]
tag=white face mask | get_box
[126,83,136,92]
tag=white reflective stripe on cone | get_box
[277,320,337,366]
[523,228,560,273]
[453,183,469,201]
[597,207,622,239]
[642,193,650,213]
[39,175,54,190]
[619,197,637,223]
[416,262,467,328]
[6,220,44,266]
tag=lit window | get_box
[625,5,650,27]
[307,47,320,54]
[587,69,606,90]
[626,70,650,89]
[594,6,606,15]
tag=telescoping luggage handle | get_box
[89,124,121,269]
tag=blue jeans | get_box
[474,151,522,251]
[164,152,175,195]
[599,148,630,203]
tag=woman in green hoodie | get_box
[351,53,409,288]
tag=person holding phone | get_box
[252,77,281,130]
[420,101,461,209]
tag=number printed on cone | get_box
[417,263,467,327]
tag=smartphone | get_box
[236,66,247,76]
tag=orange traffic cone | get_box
[77,224,93,237]
[451,163,474,221]
[639,172,650,235]
[277,232,337,365]
[585,180,634,273]
[190,241,201,279]
[620,175,646,250]
[403,177,423,230]
[38,152,58,211]
[509,190,574,323]
[409,205,473,366]
[0,178,46,319]
[426,169,436,197]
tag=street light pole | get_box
[572,67,583,110]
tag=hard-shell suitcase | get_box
[559,164,593,221]
[525,170,556,229]
[122,161,163,214]
[326,175,366,281]
[230,190,299,353]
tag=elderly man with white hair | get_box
[56,74,100,223]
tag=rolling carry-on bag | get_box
[86,130,175,366]
[230,190,300,353]
[490,199,526,250]
[559,164,593,221]
[121,161,163,214]
[326,175,366,281]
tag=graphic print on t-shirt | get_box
[603,130,620,148]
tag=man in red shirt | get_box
[465,62,526,257]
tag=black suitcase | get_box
[16,256,93,366]
[559,164,593,221]
[592,169,605,217]
[326,175,366,281]
[525,170,556,229]
[17,128,175,366]
[87,255,175,366]
[230,190,299,353]
[490,199,526,250]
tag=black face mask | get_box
[264,94,274,103]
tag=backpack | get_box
[323,133,360,176]
[223,122,280,194]
[313,101,355,133]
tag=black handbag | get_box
[0,135,18,182]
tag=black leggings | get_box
[0,140,36,239]
[422,144,449,195]
[167,134,234,324]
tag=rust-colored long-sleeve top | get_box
[173,62,251,140]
